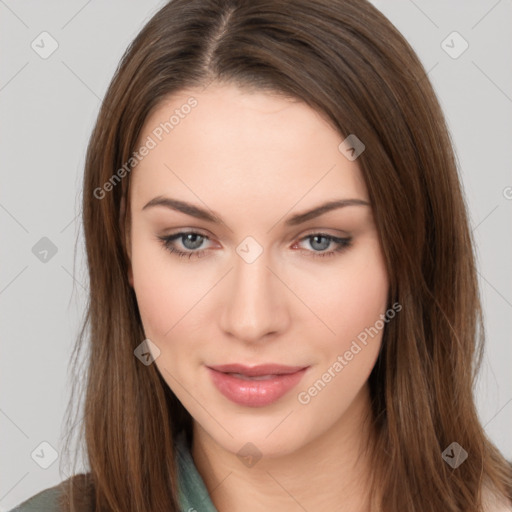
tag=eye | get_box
[157,231,352,261]
[158,231,211,260]
[293,233,352,259]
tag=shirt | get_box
[7,430,218,512]
[175,430,219,512]
[7,434,512,512]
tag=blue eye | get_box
[158,232,210,259]
[296,233,352,258]
[157,232,352,261]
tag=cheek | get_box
[302,239,389,350]
[131,222,389,351]
[130,226,218,345]
[339,259,388,341]
[129,227,185,340]
[297,241,389,409]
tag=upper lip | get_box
[207,363,308,377]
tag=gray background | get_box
[1,1,511,509]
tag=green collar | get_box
[175,430,219,512]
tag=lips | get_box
[206,363,309,407]
[208,363,307,377]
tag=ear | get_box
[120,195,134,288]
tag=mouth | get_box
[206,363,309,407]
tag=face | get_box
[126,83,389,457]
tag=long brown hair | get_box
[60,0,512,510]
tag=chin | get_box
[201,412,315,460]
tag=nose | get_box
[218,248,290,344]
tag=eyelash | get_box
[157,231,352,261]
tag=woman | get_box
[9,0,512,510]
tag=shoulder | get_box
[482,483,512,512]
[7,484,61,512]
[7,473,94,512]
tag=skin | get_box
[125,83,389,511]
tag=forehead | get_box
[130,84,368,212]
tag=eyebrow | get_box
[142,196,370,226]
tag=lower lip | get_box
[207,367,308,407]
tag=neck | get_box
[192,384,376,512]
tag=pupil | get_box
[311,235,329,251]
[183,234,203,250]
